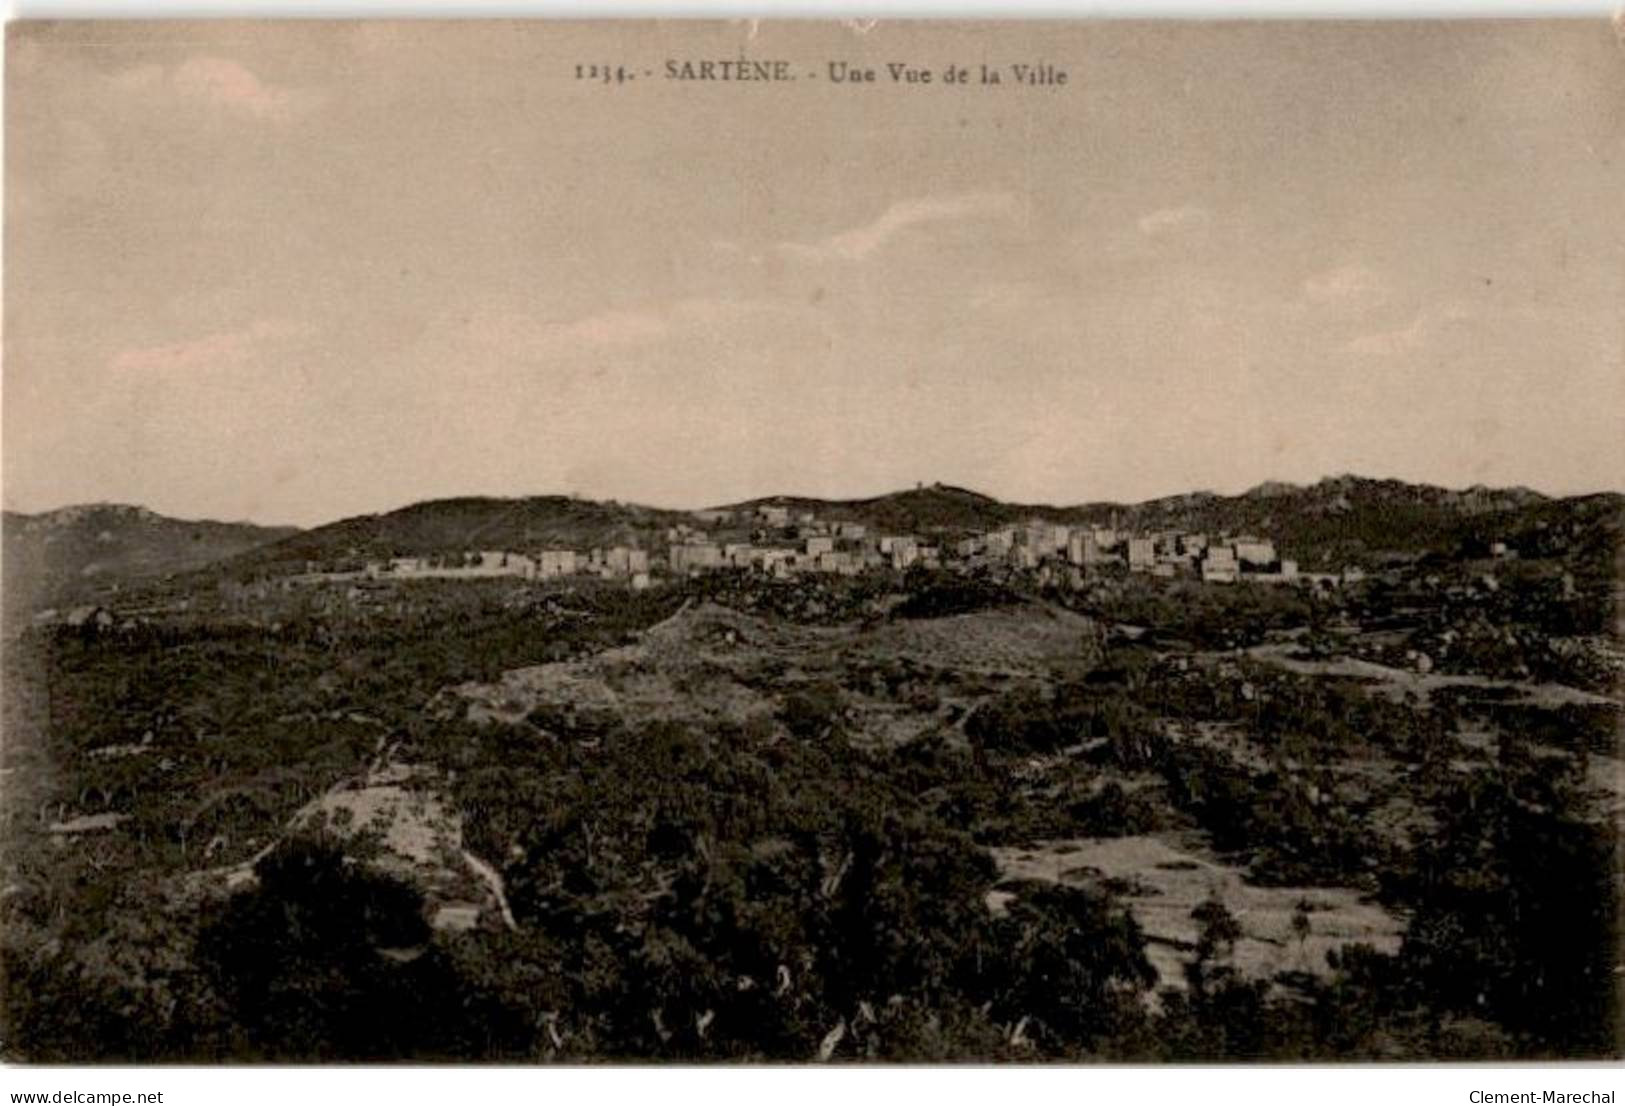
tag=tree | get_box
[1291,899,1313,956]
[195,837,529,1060]
[985,882,1156,1055]
[1190,892,1243,991]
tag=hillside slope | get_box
[728,484,1016,533]
[732,478,1618,570]
[3,505,299,614]
[235,495,692,570]
[51,476,1618,591]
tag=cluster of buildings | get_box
[943,520,1302,585]
[363,547,652,589]
[333,503,1329,593]
[666,506,934,578]
[661,506,1310,587]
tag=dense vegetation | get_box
[2,515,1618,1062]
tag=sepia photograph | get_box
[2,16,1622,1066]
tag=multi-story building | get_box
[880,535,919,563]
[756,548,796,577]
[669,542,722,574]
[596,547,649,575]
[815,551,859,575]
[1020,520,1055,554]
[1234,539,1278,567]
[1068,531,1114,566]
[537,549,578,578]
[1200,545,1238,583]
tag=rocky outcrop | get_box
[208,759,513,934]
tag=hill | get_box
[1091,477,1615,569]
[2,504,299,615]
[27,477,1617,593]
[727,483,1016,533]
[233,495,693,570]
[730,477,1616,570]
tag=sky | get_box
[5,19,1622,526]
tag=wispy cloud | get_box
[969,280,1046,314]
[111,56,319,122]
[110,319,311,374]
[466,307,669,356]
[1136,204,1209,237]
[1339,301,1473,356]
[781,192,1020,263]
[462,298,773,360]
[1303,263,1389,309]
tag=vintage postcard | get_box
[3,19,1621,1065]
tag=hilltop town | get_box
[274,500,1316,592]
[203,480,1540,596]
[2,476,1620,1063]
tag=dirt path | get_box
[1244,642,1616,708]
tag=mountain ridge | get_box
[220,476,1618,579]
[9,476,1617,606]
[2,503,300,616]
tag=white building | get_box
[537,549,578,578]
[815,551,858,575]
[603,547,635,574]
[1201,545,1238,584]
[1234,539,1278,567]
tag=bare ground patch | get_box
[989,833,1404,994]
